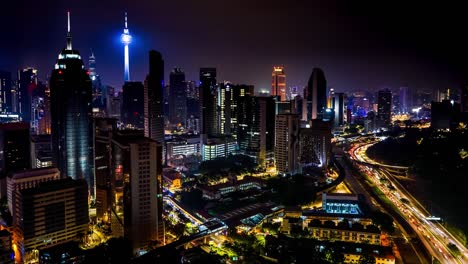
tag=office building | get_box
[217,83,254,136]
[94,118,117,220]
[50,13,94,196]
[30,134,52,169]
[17,68,38,123]
[199,68,218,140]
[0,71,13,113]
[15,177,88,259]
[144,50,165,144]
[305,68,327,121]
[333,92,347,127]
[0,123,31,178]
[275,113,300,174]
[111,131,164,254]
[237,95,276,167]
[121,81,144,129]
[299,120,332,169]
[271,66,286,101]
[377,89,392,126]
[202,136,237,161]
[169,68,187,125]
[89,52,104,113]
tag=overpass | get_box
[132,218,228,263]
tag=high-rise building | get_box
[50,13,94,197]
[169,68,187,125]
[107,87,122,119]
[121,81,144,129]
[30,134,52,169]
[14,177,88,260]
[89,52,104,113]
[202,136,237,161]
[111,130,164,254]
[18,68,38,123]
[36,85,51,135]
[299,120,332,169]
[275,113,300,174]
[199,68,218,140]
[271,66,286,101]
[144,51,165,145]
[94,118,117,221]
[0,123,31,177]
[237,95,276,167]
[0,229,14,264]
[121,12,132,82]
[217,83,254,136]
[0,71,13,113]
[377,89,392,126]
[399,86,412,114]
[305,68,327,121]
[332,92,347,127]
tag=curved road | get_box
[352,141,467,263]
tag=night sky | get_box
[1,0,467,93]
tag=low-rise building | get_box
[163,169,182,189]
[200,176,265,200]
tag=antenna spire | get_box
[66,11,72,50]
[125,12,128,29]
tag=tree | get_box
[180,189,205,210]
[447,243,461,257]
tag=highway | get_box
[350,140,467,263]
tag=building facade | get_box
[50,18,94,196]
[275,113,300,174]
[271,66,286,101]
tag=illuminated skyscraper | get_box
[271,66,286,101]
[377,89,392,126]
[121,12,132,82]
[199,68,217,141]
[18,68,38,123]
[305,68,327,122]
[50,12,94,197]
[0,71,12,113]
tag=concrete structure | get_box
[275,113,300,174]
[111,131,164,254]
[0,230,14,264]
[217,82,254,136]
[144,50,165,145]
[199,68,218,141]
[169,68,187,125]
[271,66,286,101]
[121,81,144,129]
[377,89,392,126]
[304,68,327,121]
[200,176,265,200]
[202,136,237,161]
[299,120,331,169]
[15,177,88,259]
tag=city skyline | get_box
[1,1,467,92]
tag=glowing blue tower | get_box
[121,12,132,82]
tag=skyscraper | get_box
[0,123,31,177]
[121,81,144,129]
[111,130,164,254]
[50,12,94,197]
[332,92,347,127]
[377,89,392,126]
[144,51,165,145]
[237,95,276,167]
[271,66,286,101]
[199,68,218,140]
[169,68,187,125]
[399,86,412,114]
[121,12,132,82]
[305,68,327,121]
[217,82,254,136]
[18,68,38,123]
[275,113,300,174]
[0,71,12,113]
[89,52,103,112]
[299,120,332,169]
